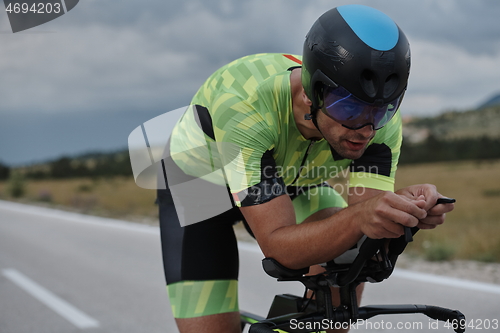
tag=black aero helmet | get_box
[302,4,411,129]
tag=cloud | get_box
[0,22,200,115]
[393,0,500,56]
[403,38,500,116]
[1,0,499,164]
[0,0,312,116]
[2,0,499,117]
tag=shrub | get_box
[424,242,456,262]
[7,172,26,198]
[0,162,9,180]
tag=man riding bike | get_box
[157,5,455,333]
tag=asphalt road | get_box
[1,201,499,333]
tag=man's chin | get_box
[336,146,367,160]
[328,140,368,160]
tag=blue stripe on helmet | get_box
[337,4,399,51]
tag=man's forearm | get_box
[255,205,365,269]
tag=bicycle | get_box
[240,198,466,333]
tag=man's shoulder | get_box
[216,53,302,82]
[226,53,302,67]
[209,53,300,117]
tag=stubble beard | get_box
[328,136,368,160]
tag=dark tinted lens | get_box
[322,85,403,130]
[323,86,363,121]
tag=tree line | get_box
[0,151,133,180]
[399,135,500,164]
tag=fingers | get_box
[360,191,453,239]
[419,185,444,211]
[419,201,454,229]
[397,184,444,211]
[417,214,446,229]
[362,220,404,239]
[413,195,427,209]
[428,201,455,215]
[386,193,428,222]
[362,192,427,239]
[380,224,405,238]
[382,206,420,229]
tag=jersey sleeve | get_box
[348,111,403,192]
[211,90,286,207]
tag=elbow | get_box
[255,225,310,270]
[259,243,308,270]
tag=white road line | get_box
[0,200,158,235]
[2,269,99,329]
[393,268,500,295]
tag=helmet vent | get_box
[383,74,399,98]
[360,70,377,98]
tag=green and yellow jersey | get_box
[170,53,402,207]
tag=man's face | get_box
[316,111,376,160]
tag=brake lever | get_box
[403,197,456,242]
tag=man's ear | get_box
[302,89,313,106]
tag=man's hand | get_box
[354,191,428,239]
[395,184,455,229]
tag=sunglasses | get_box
[321,85,404,130]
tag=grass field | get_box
[0,176,158,224]
[394,160,500,262]
[1,160,499,262]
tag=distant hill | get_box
[400,105,500,164]
[19,149,132,179]
[403,105,500,143]
[478,93,500,109]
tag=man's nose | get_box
[355,124,375,138]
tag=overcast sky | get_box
[1,0,499,165]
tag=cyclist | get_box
[158,5,455,333]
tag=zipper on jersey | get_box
[291,140,316,185]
